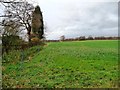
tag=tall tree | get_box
[0,0,34,42]
[32,5,44,40]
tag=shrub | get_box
[2,45,43,63]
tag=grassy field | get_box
[2,40,118,88]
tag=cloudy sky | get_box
[29,0,118,40]
[0,0,119,40]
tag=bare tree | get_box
[2,20,21,36]
[0,0,34,42]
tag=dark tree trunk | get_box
[27,23,31,42]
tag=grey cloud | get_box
[32,1,118,40]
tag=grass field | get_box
[2,40,119,88]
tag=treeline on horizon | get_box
[45,36,120,42]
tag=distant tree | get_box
[87,35,94,40]
[79,36,85,40]
[32,5,44,40]
[60,35,65,41]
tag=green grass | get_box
[2,40,119,88]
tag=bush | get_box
[2,45,43,63]
[2,35,24,54]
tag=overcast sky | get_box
[0,0,119,40]
[29,0,118,40]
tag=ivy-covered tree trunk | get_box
[31,5,44,40]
